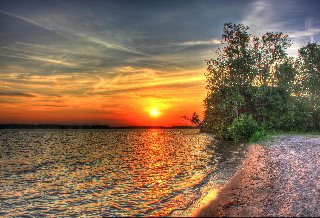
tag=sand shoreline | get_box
[190,135,320,217]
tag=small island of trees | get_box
[198,22,320,142]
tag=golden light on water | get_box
[0,128,249,217]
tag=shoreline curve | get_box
[190,135,320,217]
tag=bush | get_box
[228,114,262,142]
[248,128,265,143]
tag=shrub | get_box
[228,114,262,142]
[248,128,265,143]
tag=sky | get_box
[0,0,320,126]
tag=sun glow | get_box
[149,108,160,118]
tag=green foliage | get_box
[252,32,292,85]
[295,43,320,130]
[274,59,296,92]
[202,23,255,139]
[249,129,266,143]
[252,85,290,127]
[202,22,320,142]
[266,97,313,131]
[228,114,262,142]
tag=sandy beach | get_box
[192,135,320,217]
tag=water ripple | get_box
[0,129,246,216]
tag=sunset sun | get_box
[1,0,319,217]
[149,108,160,118]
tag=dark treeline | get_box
[0,124,110,129]
[0,124,197,129]
[200,22,320,141]
[112,126,196,129]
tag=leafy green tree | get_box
[295,43,320,129]
[203,23,254,138]
[252,86,292,129]
[251,32,293,124]
[252,32,292,87]
[203,22,319,141]
[274,58,296,92]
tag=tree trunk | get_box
[235,106,239,119]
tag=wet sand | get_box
[193,135,320,217]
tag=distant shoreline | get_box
[0,124,198,129]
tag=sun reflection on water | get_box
[0,129,246,217]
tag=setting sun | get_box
[149,108,160,118]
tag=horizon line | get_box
[0,124,198,129]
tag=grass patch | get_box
[252,130,320,146]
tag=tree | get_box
[203,22,319,140]
[202,22,297,138]
[295,42,320,129]
[203,23,255,138]
[181,112,202,127]
[251,32,293,125]
[252,32,292,87]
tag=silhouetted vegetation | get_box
[181,112,202,127]
[0,124,197,130]
[0,124,110,129]
[201,22,320,141]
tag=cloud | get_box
[0,8,213,75]
[114,65,159,75]
[15,42,96,57]
[289,19,320,41]
[290,28,320,38]
[0,45,78,68]
[42,104,67,108]
[0,91,35,97]
[93,76,203,96]
[240,0,320,57]
[0,9,149,57]
[0,9,66,38]
[132,93,171,99]
[241,0,286,33]
[0,53,77,67]
[84,35,150,57]
[1,46,44,56]
[175,39,221,46]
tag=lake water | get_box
[0,129,247,216]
